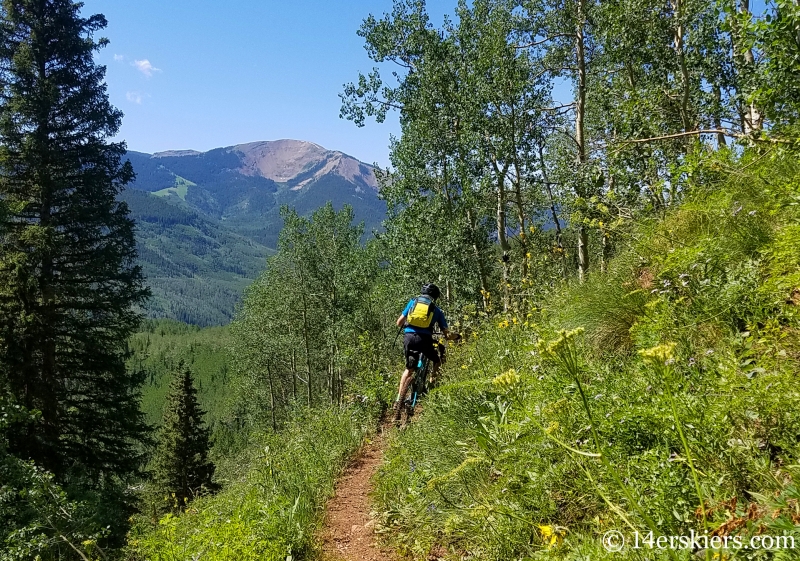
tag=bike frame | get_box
[408,354,429,408]
[401,333,443,423]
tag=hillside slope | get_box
[121,189,273,326]
[122,140,386,324]
[372,153,800,560]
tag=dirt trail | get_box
[319,425,395,561]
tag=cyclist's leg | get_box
[397,366,415,402]
[429,342,446,386]
[418,336,442,387]
[395,333,420,418]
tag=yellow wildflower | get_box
[539,328,585,357]
[427,457,484,490]
[638,343,677,364]
[538,524,566,548]
[492,368,520,389]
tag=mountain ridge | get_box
[139,139,378,190]
[123,139,386,325]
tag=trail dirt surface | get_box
[319,427,395,561]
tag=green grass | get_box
[127,406,377,561]
[371,151,800,560]
[152,176,195,200]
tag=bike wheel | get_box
[416,361,430,397]
[407,362,430,422]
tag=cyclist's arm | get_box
[438,326,461,341]
[396,314,406,327]
[436,308,460,341]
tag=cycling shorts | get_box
[403,332,442,369]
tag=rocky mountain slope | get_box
[123,140,385,325]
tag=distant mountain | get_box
[123,140,386,325]
[126,139,383,247]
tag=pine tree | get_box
[0,0,149,485]
[151,361,216,510]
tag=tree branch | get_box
[542,102,576,111]
[616,129,798,148]
[621,129,733,143]
[514,33,577,48]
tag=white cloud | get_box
[126,91,145,104]
[113,54,125,62]
[132,59,161,78]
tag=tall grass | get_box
[127,406,375,561]
[372,151,800,560]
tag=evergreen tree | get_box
[0,0,149,487]
[151,361,216,510]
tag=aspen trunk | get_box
[576,0,589,283]
[671,0,693,132]
[513,161,528,279]
[295,262,313,407]
[291,348,297,401]
[714,84,726,147]
[267,364,276,431]
[740,0,762,133]
[495,162,511,310]
[467,208,491,308]
[497,174,511,255]
[730,0,763,134]
[539,145,567,278]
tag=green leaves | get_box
[231,203,385,423]
[750,0,800,134]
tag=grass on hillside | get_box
[127,405,379,561]
[152,176,196,201]
[372,151,800,560]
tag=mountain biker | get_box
[393,283,459,421]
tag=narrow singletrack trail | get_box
[319,425,396,561]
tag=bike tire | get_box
[402,359,429,425]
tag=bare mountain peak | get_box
[140,139,378,191]
[232,139,378,190]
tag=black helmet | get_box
[421,283,441,300]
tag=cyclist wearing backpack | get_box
[393,283,458,420]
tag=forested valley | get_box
[2,0,800,560]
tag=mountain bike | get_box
[400,334,445,425]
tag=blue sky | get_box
[82,1,770,167]
[81,0,457,167]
